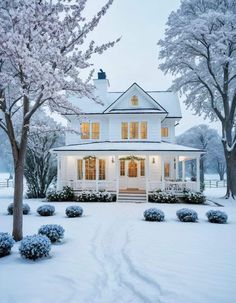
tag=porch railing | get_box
[58,180,116,192]
[148,181,198,193]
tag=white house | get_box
[54,70,203,202]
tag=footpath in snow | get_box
[0,187,235,303]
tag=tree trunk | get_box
[12,160,25,241]
[224,146,236,198]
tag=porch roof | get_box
[53,141,204,154]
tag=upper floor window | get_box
[131,95,138,106]
[121,122,128,139]
[92,123,100,139]
[81,122,100,140]
[130,122,139,139]
[81,122,90,139]
[161,127,169,137]
[121,121,148,140]
[140,122,147,139]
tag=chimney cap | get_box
[98,69,106,80]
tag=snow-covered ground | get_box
[0,187,235,303]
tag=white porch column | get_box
[57,155,61,190]
[115,155,119,197]
[175,156,179,180]
[161,157,165,190]
[82,159,85,190]
[145,156,149,202]
[196,157,200,191]
[182,160,186,182]
[96,158,99,191]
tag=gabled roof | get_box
[103,83,167,114]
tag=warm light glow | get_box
[140,159,145,176]
[164,162,170,178]
[161,127,169,137]
[92,123,100,139]
[120,160,125,176]
[141,121,147,139]
[130,122,139,139]
[128,160,138,177]
[85,158,96,180]
[99,159,105,180]
[121,122,128,139]
[131,95,138,106]
[77,159,83,180]
[81,122,90,139]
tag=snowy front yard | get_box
[0,188,236,303]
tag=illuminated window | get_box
[121,122,128,139]
[92,123,100,139]
[99,159,105,180]
[131,95,138,106]
[161,127,169,137]
[164,162,170,178]
[140,122,147,139]
[128,161,138,177]
[140,159,145,176]
[77,159,83,180]
[130,122,139,139]
[85,158,96,180]
[81,122,90,139]
[120,160,125,176]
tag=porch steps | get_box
[117,191,147,203]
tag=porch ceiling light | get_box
[112,157,115,163]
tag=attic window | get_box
[131,95,138,106]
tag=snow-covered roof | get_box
[53,141,203,153]
[68,84,181,118]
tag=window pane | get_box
[161,127,169,137]
[164,162,170,178]
[99,159,105,180]
[131,95,138,106]
[141,122,147,139]
[85,158,96,180]
[130,122,139,139]
[121,122,128,139]
[92,123,100,139]
[81,122,90,139]
[77,160,83,180]
[140,159,145,176]
[120,160,125,176]
[128,161,138,177]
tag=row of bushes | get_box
[144,208,228,224]
[7,203,84,218]
[47,187,115,202]
[149,190,206,204]
[0,223,65,260]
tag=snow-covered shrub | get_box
[0,233,15,257]
[206,210,228,224]
[176,208,198,222]
[149,191,178,203]
[76,191,113,202]
[184,191,206,204]
[47,186,74,202]
[38,224,65,243]
[143,208,165,222]
[19,235,51,260]
[37,204,55,216]
[7,203,30,215]
[65,205,83,218]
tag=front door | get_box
[127,160,139,189]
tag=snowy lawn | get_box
[0,188,236,303]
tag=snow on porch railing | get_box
[148,181,198,193]
[58,180,116,192]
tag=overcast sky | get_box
[83,0,221,135]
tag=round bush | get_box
[66,205,83,217]
[206,210,228,224]
[19,235,51,260]
[38,224,65,243]
[143,208,165,222]
[176,208,198,222]
[7,203,30,215]
[0,233,15,258]
[37,204,55,216]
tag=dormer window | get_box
[131,95,138,106]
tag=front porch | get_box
[56,153,201,201]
